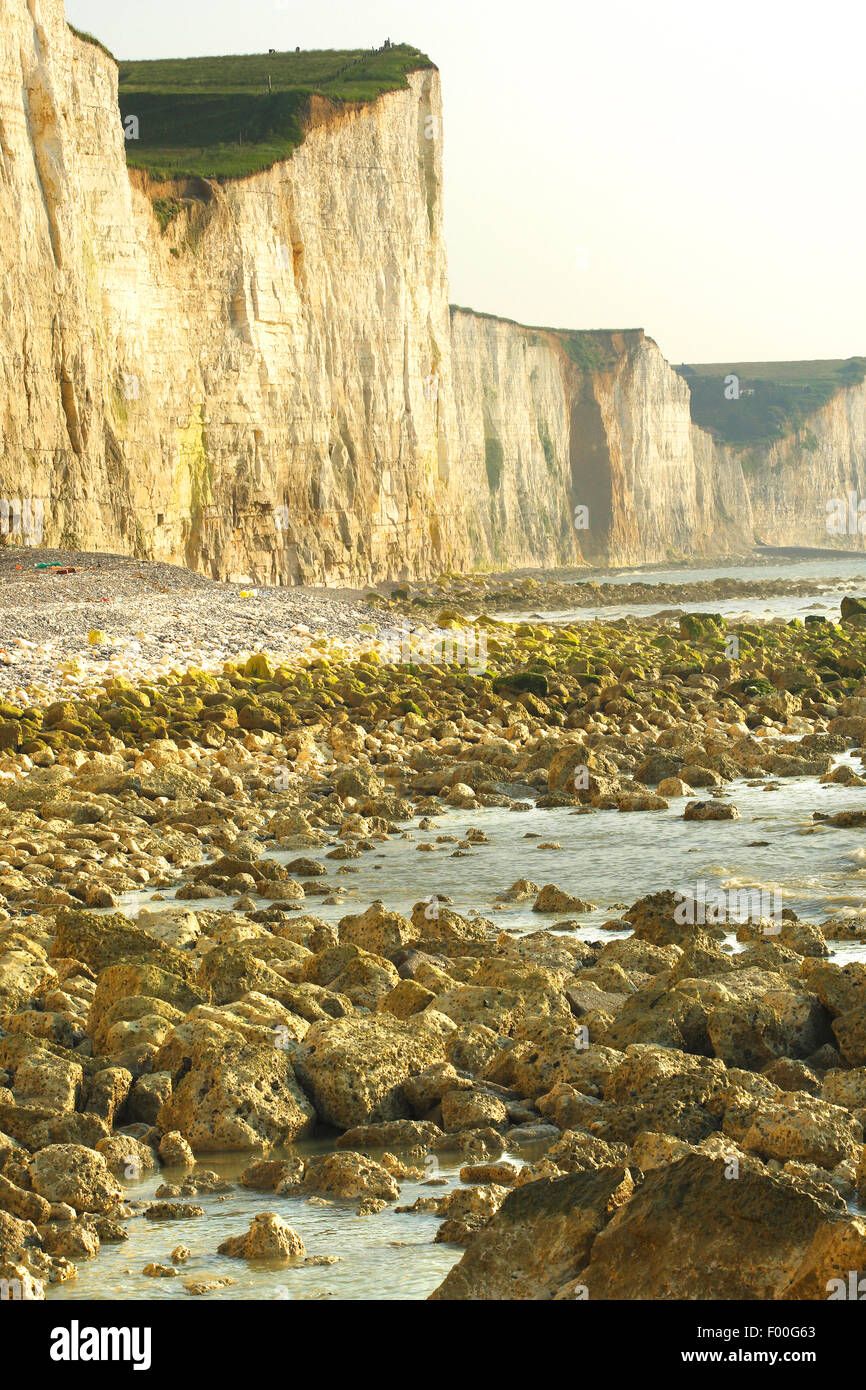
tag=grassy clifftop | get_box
[68,22,116,61]
[676,358,866,447]
[115,44,433,181]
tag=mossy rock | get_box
[678,613,726,640]
[492,671,549,698]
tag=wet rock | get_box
[404,1062,471,1115]
[0,1173,51,1224]
[624,891,725,948]
[575,1153,855,1300]
[683,801,739,821]
[240,1158,306,1192]
[292,1015,446,1129]
[0,1103,110,1152]
[144,1202,204,1221]
[156,1040,316,1152]
[336,1119,444,1152]
[183,1275,238,1295]
[532,885,593,914]
[303,1152,399,1202]
[429,1166,634,1300]
[158,1132,194,1167]
[460,1161,520,1186]
[94,1136,157,1176]
[218,1212,305,1261]
[0,1259,44,1298]
[40,1221,100,1261]
[440,1089,509,1133]
[543,1130,630,1176]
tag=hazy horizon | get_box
[65,0,866,365]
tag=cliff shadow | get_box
[569,382,614,563]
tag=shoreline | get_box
[3,546,866,705]
[3,595,866,1298]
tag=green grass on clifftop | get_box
[68,23,116,61]
[677,358,866,448]
[116,44,432,180]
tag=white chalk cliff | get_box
[0,0,863,582]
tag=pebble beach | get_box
[3,546,866,1304]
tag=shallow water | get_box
[122,754,866,950]
[61,743,866,1299]
[500,556,866,625]
[47,1142,471,1301]
[584,557,866,588]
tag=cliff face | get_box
[731,382,866,550]
[2,0,464,583]
[0,0,862,583]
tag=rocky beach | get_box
[2,0,865,1330]
[3,550,866,1301]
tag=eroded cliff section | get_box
[0,0,863,583]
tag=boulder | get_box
[52,910,193,976]
[440,1089,509,1133]
[28,1145,122,1214]
[429,1166,634,1300]
[575,1153,854,1300]
[337,902,414,958]
[740,1093,861,1169]
[292,1015,446,1129]
[302,1152,399,1202]
[217,1212,305,1261]
[156,1041,316,1152]
[683,800,739,822]
[532,886,593,915]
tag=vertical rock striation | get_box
[0,0,863,582]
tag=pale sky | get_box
[65,0,866,363]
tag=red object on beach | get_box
[53,567,78,575]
